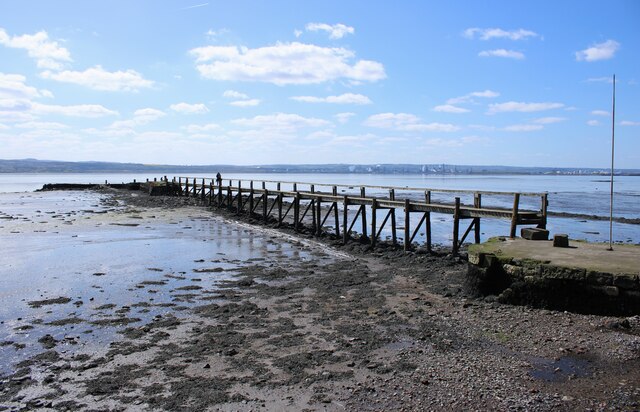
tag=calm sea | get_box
[0,172,638,244]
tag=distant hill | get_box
[1,158,638,176]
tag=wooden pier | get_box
[152,176,548,254]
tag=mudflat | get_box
[1,188,639,411]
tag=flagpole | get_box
[608,74,615,251]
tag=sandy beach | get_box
[1,188,639,411]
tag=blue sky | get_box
[0,0,638,168]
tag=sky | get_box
[0,1,638,168]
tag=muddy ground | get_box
[1,188,639,411]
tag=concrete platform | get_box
[467,237,640,315]
[469,237,639,276]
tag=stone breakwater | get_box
[467,237,640,315]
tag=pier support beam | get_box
[474,193,482,244]
[453,197,460,255]
[404,199,411,251]
[510,193,520,238]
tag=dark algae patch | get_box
[28,296,72,308]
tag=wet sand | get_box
[1,189,639,411]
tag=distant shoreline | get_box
[1,159,639,176]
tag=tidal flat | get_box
[0,189,639,411]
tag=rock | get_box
[224,348,238,356]
[553,234,569,248]
[521,228,549,241]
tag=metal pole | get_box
[608,74,616,251]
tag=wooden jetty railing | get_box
[151,176,548,254]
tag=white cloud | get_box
[110,108,165,129]
[229,99,260,107]
[423,136,488,148]
[478,49,525,59]
[533,117,566,124]
[205,28,229,40]
[0,98,31,111]
[487,101,564,114]
[364,113,460,132]
[0,111,35,123]
[223,90,249,99]
[0,28,72,70]
[31,102,118,117]
[463,28,539,41]
[40,66,154,92]
[0,123,9,130]
[591,110,610,117]
[291,93,371,105]
[587,120,601,126]
[189,42,385,85]
[576,40,620,62]
[468,124,497,132]
[586,77,615,83]
[433,104,470,113]
[15,121,68,130]
[620,120,640,126]
[335,112,355,124]
[503,124,544,132]
[0,73,50,99]
[169,102,209,114]
[83,127,135,137]
[222,90,260,107]
[447,90,499,105]
[232,113,329,132]
[182,123,220,133]
[305,23,355,39]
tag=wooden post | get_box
[404,198,411,251]
[209,182,213,206]
[360,186,366,198]
[311,199,317,233]
[474,193,482,244]
[227,185,232,210]
[249,187,254,216]
[333,186,340,236]
[371,198,377,247]
[342,196,349,244]
[192,178,196,197]
[185,178,190,197]
[263,189,268,223]
[360,205,368,239]
[316,198,322,235]
[539,193,548,229]
[178,177,182,196]
[510,193,520,238]
[425,191,432,252]
[294,192,300,232]
[277,193,283,226]
[388,189,396,244]
[217,179,222,207]
[453,197,461,255]
[310,184,315,193]
[237,181,242,214]
[293,183,297,192]
[201,179,205,201]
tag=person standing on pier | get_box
[216,172,222,187]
